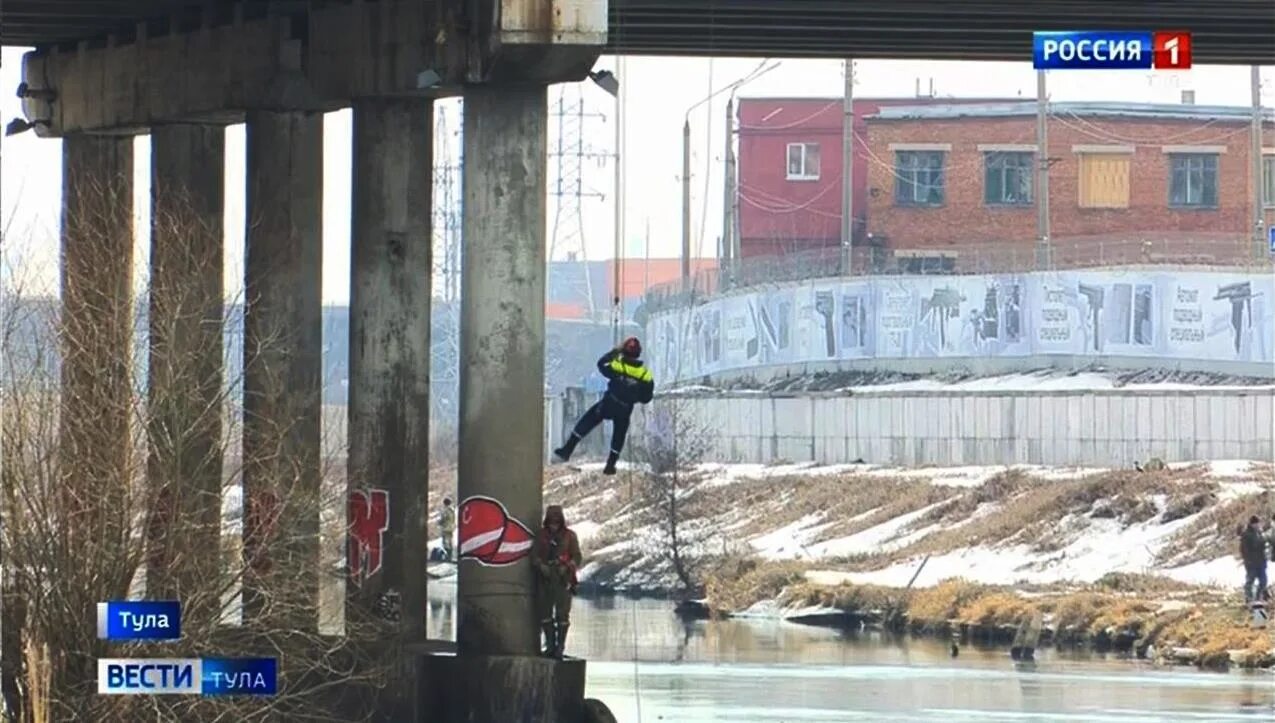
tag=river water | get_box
[426,585,1274,722]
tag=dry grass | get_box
[703,560,807,613]
[907,579,993,629]
[837,469,1224,571]
[1156,606,1273,668]
[780,581,902,614]
[957,592,1038,628]
[1156,490,1274,566]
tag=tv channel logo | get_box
[98,659,200,695]
[97,600,181,641]
[1033,31,1192,70]
[201,658,278,696]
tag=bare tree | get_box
[628,397,715,595]
[1,184,394,721]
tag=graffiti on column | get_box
[348,488,390,587]
[458,496,533,566]
[244,489,281,576]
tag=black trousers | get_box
[569,397,632,456]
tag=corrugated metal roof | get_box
[869,101,1275,122]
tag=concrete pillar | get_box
[347,98,433,637]
[146,124,225,623]
[58,133,134,696]
[241,110,323,630]
[456,85,548,657]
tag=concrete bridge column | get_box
[456,84,549,659]
[241,110,323,631]
[57,133,135,697]
[145,123,225,626]
[420,83,588,723]
[346,98,433,637]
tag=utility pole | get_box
[722,97,736,289]
[612,58,625,343]
[1035,70,1052,268]
[841,58,855,275]
[1251,65,1265,259]
[682,118,692,290]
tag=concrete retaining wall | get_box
[630,388,1275,468]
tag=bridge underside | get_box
[4,0,1275,63]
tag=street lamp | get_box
[589,64,623,342]
[681,61,780,292]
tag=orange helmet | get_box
[621,336,642,359]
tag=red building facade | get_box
[735,96,1017,258]
[736,98,1274,269]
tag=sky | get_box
[1,47,1270,304]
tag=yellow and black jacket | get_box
[597,349,654,407]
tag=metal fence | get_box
[641,237,1275,317]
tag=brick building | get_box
[736,96,1018,258]
[735,97,1274,271]
[863,101,1275,269]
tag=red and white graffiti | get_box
[348,489,389,586]
[458,496,533,566]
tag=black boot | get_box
[552,623,569,659]
[602,451,619,475]
[553,437,578,463]
[541,623,557,657]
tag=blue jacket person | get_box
[553,337,654,475]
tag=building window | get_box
[895,151,945,206]
[1078,153,1130,208]
[1263,155,1275,207]
[786,143,821,180]
[984,152,1034,205]
[1168,153,1218,208]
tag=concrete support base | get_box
[418,653,586,723]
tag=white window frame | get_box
[785,142,821,181]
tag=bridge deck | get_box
[3,0,1273,64]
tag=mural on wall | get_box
[648,270,1274,381]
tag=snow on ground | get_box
[686,370,1275,395]
[807,508,1209,589]
[558,457,1271,593]
[805,502,947,558]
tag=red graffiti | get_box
[348,489,390,586]
[244,489,281,576]
[458,496,533,566]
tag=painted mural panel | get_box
[646,270,1272,382]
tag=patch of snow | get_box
[1161,557,1243,587]
[806,502,947,558]
[809,509,1207,588]
[573,520,601,542]
[749,513,830,560]
[1217,481,1271,502]
[1206,460,1261,478]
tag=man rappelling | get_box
[553,336,654,475]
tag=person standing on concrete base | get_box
[438,497,456,561]
[553,337,655,475]
[1240,515,1268,603]
[534,505,583,658]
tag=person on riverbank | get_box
[1240,515,1268,603]
[534,505,583,658]
[438,497,456,561]
[552,337,654,475]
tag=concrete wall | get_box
[632,388,1275,468]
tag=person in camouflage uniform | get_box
[533,505,583,658]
